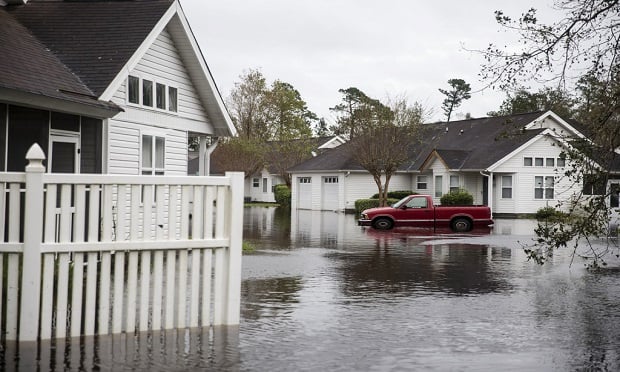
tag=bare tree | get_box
[352,96,427,207]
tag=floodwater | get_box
[3,207,620,371]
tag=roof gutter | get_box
[0,87,121,119]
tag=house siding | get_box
[491,135,573,214]
[107,120,187,175]
[107,27,218,176]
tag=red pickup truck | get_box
[358,194,493,232]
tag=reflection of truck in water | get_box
[358,194,494,232]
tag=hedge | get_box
[274,184,291,207]
[439,189,473,205]
[355,198,399,214]
[370,190,415,200]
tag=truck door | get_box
[402,196,434,227]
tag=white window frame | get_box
[252,178,260,188]
[501,175,513,199]
[524,157,533,166]
[434,175,443,198]
[141,133,165,176]
[416,175,428,190]
[299,177,312,184]
[324,176,339,183]
[449,175,460,193]
[534,175,555,200]
[262,178,268,193]
[534,157,544,167]
[126,74,178,114]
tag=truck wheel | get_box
[451,218,472,232]
[372,217,393,230]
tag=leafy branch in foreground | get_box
[481,0,620,267]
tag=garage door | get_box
[322,176,339,210]
[297,177,312,209]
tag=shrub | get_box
[370,190,415,200]
[535,206,566,222]
[355,198,399,214]
[273,184,291,208]
[440,189,473,205]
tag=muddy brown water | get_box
[2,207,620,371]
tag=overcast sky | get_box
[180,0,559,124]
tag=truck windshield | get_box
[392,196,411,209]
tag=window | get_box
[406,197,428,208]
[299,177,311,184]
[535,176,554,199]
[501,175,513,199]
[557,157,566,167]
[524,157,533,166]
[534,157,544,167]
[324,177,339,183]
[143,80,153,107]
[583,174,606,195]
[252,178,259,188]
[142,134,165,175]
[127,75,177,112]
[434,175,443,197]
[449,175,460,193]
[128,76,140,104]
[156,83,166,109]
[417,175,428,190]
[168,87,178,112]
[262,178,268,193]
[611,184,619,208]
[546,158,555,167]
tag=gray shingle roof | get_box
[291,112,552,173]
[0,6,118,112]
[8,0,173,97]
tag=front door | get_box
[49,135,79,173]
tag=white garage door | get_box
[297,177,312,209]
[322,176,339,210]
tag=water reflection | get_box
[2,208,619,371]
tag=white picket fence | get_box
[0,144,244,342]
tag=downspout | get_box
[198,136,219,176]
[480,170,493,217]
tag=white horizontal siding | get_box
[133,29,208,123]
[492,135,577,214]
[107,120,187,176]
[108,28,214,135]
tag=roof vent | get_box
[445,127,448,132]
[4,0,28,5]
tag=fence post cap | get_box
[26,143,46,171]
[26,143,46,161]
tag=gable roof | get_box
[288,141,366,173]
[3,0,235,135]
[290,111,564,173]
[8,0,173,97]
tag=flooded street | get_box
[3,207,620,371]
[240,208,620,371]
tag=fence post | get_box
[19,143,46,341]
[224,172,244,324]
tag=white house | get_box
[207,135,346,203]
[0,0,234,176]
[289,111,620,216]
